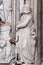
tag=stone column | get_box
[16,0,20,22]
[11,0,16,39]
[34,0,37,34]
[11,0,20,38]
[42,0,43,61]
[35,0,42,65]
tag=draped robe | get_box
[16,13,36,63]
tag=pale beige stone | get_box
[16,13,36,63]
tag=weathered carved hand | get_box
[16,21,21,30]
[16,14,32,29]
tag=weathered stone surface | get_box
[16,12,36,64]
[42,0,43,60]
[0,24,15,63]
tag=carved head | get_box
[23,0,31,13]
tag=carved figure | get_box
[16,0,36,64]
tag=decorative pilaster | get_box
[36,0,42,65]
[11,0,20,39]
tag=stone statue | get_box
[16,0,36,64]
[0,21,16,64]
[0,18,16,65]
[0,0,16,64]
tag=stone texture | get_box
[42,0,43,60]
